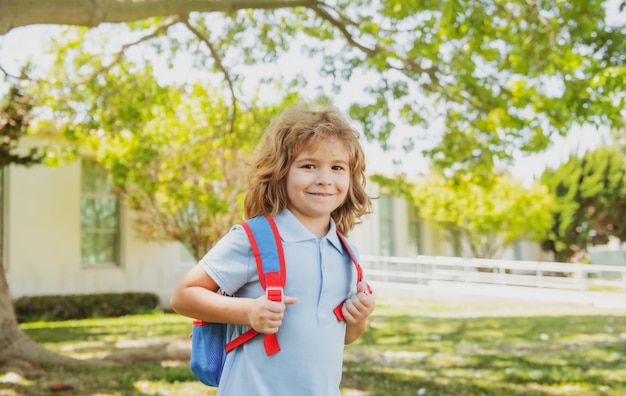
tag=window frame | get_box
[407,203,422,256]
[80,159,121,267]
[378,194,395,256]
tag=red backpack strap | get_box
[242,215,286,291]
[226,215,285,356]
[333,230,372,321]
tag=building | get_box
[2,159,549,307]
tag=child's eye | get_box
[302,164,315,169]
[332,165,346,171]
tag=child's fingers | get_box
[357,281,372,295]
[249,297,285,333]
[356,291,375,309]
[253,295,297,333]
[264,296,297,313]
[342,298,364,323]
[341,303,354,323]
[342,292,375,323]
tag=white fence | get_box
[361,255,626,293]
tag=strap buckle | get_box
[266,286,283,303]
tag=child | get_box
[170,105,375,395]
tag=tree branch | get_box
[182,18,238,135]
[79,16,181,83]
[0,0,319,35]
[311,3,441,90]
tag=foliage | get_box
[608,123,626,156]
[0,81,44,168]
[91,81,286,260]
[393,172,555,259]
[13,293,161,323]
[30,35,301,259]
[1,0,625,176]
[540,146,626,262]
[8,295,626,395]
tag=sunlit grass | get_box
[4,293,625,395]
[342,296,626,395]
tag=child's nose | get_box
[315,169,332,185]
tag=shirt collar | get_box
[274,209,344,254]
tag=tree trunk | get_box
[0,259,80,374]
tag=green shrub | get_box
[13,292,161,323]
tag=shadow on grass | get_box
[21,314,191,344]
[345,313,626,395]
[11,309,626,396]
[0,362,199,396]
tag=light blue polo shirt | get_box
[200,209,358,395]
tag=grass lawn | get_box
[2,286,626,395]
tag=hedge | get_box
[13,292,161,322]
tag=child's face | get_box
[286,137,350,231]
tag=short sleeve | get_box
[199,224,255,296]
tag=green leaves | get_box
[540,146,626,262]
[0,83,44,168]
[3,0,624,177]
[409,172,555,259]
[90,81,290,259]
[25,28,301,259]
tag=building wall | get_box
[4,161,189,306]
[351,188,549,262]
[3,162,551,307]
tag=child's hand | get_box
[341,281,375,325]
[248,294,297,334]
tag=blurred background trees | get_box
[541,146,626,262]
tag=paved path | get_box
[370,280,626,309]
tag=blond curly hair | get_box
[244,105,372,234]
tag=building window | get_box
[407,203,421,256]
[80,160,119,265]
[379,195,394,256]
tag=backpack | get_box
[189,214,368,387]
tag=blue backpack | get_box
[189,215,367,387]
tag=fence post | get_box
[383,259,388,282]
[577,264,589,291]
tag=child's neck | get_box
[312,227,329,239]
[306,220,330,239]
[292,213,330,239]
